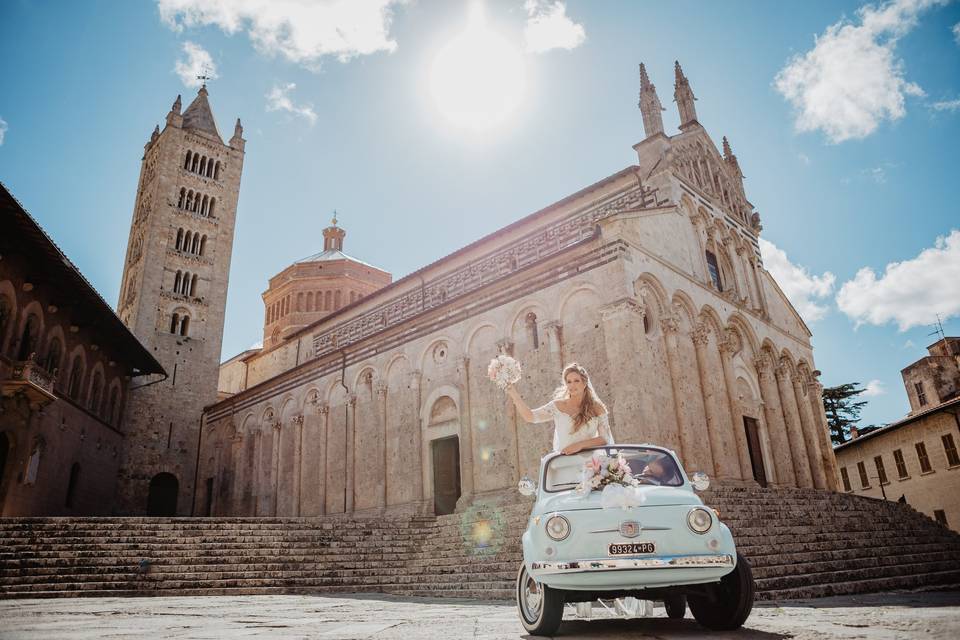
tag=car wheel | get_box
[688,552,754,631]
[516,563,564,636]
[663,594,686,619]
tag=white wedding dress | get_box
[530,400,615,452]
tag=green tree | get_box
[822,382,868,445]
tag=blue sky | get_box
[1,0,958,428]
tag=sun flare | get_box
[430,4,526,132]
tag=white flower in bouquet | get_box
[487,355,522,390]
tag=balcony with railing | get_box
[0,356,57,408]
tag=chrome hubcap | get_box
[521,572,542,620]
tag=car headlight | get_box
[545,514,571,541]
[687,507,713,534]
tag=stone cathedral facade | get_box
[197,62,839,519]
[115,86,245,515]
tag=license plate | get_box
[608,542,655,556]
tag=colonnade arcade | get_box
[198,273,838,518]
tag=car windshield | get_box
[543,446,685,492]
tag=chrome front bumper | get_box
[530,554,734,575]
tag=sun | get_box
[430,4,526,132]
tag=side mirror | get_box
[690,471,710,491]
[518,476,537,496]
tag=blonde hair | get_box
[553,362,606,431]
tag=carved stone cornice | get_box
[599,298,644,322]
[719,328,741,354]
[753,355,772,375]
[774,363,790,381]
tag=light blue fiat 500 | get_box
[516,445,754,635]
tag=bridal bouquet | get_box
[487,355,522,390]
[577,453,646,509]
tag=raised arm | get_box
[506,386,553,424]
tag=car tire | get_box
[516,563,564,636]
[688,552,755,631]
[663,594,686,619]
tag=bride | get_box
[506,363,614,455]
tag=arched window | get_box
[44,337,62,376]
[525,312,539,350]
[705,250,723,292]
[170,313,180,334]
[185,190,194,211]
[183,231,192,252]
[184,151,192,170]
[68,356,84,400]
[199,156,207,176]
[296,292,303,312]
[214,161,221,180]
[306,291,313,311]
[334,290,342,309]
[177,188,186,209]
[89,371,103,414]
[191,233,200,254]
[180,315,190,336]
[199,235,207,256]
[17,313,41,361]
[191,154,199,173]
[208,198,215,217]
[190,274,198,297]
[192,193,200,213]
[65,463,81,508]
[206,159,214,178]
[174,270,182,293]
[175,228,184,251]
[108,386,120,425]
[324,291,332,310]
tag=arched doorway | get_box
[432,436,461,516]
[147,473,178,516]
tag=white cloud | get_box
[266,83,317,125]
[864,166,887,183]
[902,339,915,349]
[863,379,887,396]
[759,238,837,323]
[931,98,960,112]
[158,0,405,69]
[0,116,7,146]
[953,21,960,43]
[798,152,811,165]
[774,0,946,143]
[174,41,218,88]
[837,229,960,330]
[523,0,586,53]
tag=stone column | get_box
[543,321,564,372]
[230,433,243,514]
[292,414,304,515]
[211,441,223,516]
[748,255,769,316]
[792,377,827,490]
[774,362,813,488]
[690,322,725,477]
[754,355,789,486]
[253,427,264,516]
[346,393,357,513]
[456,356,476,499]
[809,379,840,491]
[600,299,652,444]
[318,403,330,514]
[409,370,424,502]
[498,339,521,484]
[719,330,754,480]
[661,314,712,473]
[376,383,388,509]
[270,420,281,516]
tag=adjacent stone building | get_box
[197,62,839,519]
[835,337,960,531]
[114,85,245,515]
[0,183,164,516]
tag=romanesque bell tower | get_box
[115,85,245,515]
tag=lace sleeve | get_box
[597,412,614,445]
[530,401,556,424]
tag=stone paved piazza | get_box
[2,591,959,639]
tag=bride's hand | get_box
[561,443,582,455]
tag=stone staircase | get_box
[2,487,959,600]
